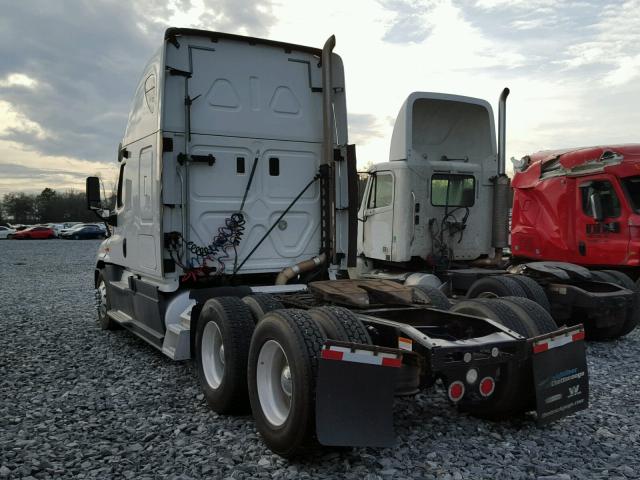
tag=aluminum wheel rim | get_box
[257,340,292,427]
[201,322,225,389]
[97,281,107,319]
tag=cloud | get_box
[0,73,38,89]
[563,0,640,86]
[378,0,437,43]
[348,113,387,145]
[0,139,118,195]
[0,0,277,181]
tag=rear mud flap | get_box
[532,325,589,425]
[315,341,402,447]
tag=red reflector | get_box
[448,381,465,402]
[479,377,495,397]
[381,357,402,368]
[533,342,549,354]
[321,349,343,361]
[572,331,585,342]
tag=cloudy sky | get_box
[0,0,638,195]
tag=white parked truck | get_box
[355,90,638,341]
[87,28,589,457]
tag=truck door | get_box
[575,176,630,265]
[361,171,394,261]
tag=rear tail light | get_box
[448,381,465,402]
[479,377,495,397]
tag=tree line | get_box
[0,188,114,225]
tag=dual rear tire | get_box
[450,296,557,420]
[195,296,371,457]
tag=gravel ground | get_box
[1,240,639,480]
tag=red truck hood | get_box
[513,144,640,188]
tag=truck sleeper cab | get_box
[86,29,589,457]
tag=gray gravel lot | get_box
[1,240,639,479]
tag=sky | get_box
[0,0,638,195]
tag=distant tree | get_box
[0,199,5,225]
[36,187,59,222]
[3,192,37,224]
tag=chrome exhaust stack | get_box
[321,35,337,264]
[497,88,510,175]
[321,35,336,167]
[491,88,511,254]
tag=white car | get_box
[0,226,16,239]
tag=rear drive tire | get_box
[96,273,118,330]
[309,306,371,344]
[466,276,527,300]
[411,285,452,310]
[449,299,531,419]
[242,293,284,323]
[248,309,326,457]
[587,271,629,340]
[509,275,551,313]
[599,270,639,336]
[195,297,255,414]
[496,296,557,335]
[452,298,534,337]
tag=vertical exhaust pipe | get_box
[491,88,511,252]
[497,87,510,175]
[321,35,337,264]
[321,35,336,167]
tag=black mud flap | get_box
[532,325,589,425]
[315,341,402,447]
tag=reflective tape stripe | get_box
[398,337,413,351]
[533,327,585,355]
[321,345,402,367]
[321,349,343,361]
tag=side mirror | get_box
[589,192,604,222]
[86,176,101,210]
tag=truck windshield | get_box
[622,176,640,213]
[431,174,475,207]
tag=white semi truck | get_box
[87,28,589,457]
[354,90,638,341]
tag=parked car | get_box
[60,225,106,239]
[0,226,16,239]
[43,223,65,236]
[13,226,56,239]
[59,223,104,235]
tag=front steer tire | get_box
[195,297,255,414]
[96,273,118,330]
[248,309,326,457]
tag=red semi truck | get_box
[511,144,640,284]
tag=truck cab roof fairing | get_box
[389,92,496,164]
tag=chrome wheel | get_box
[257,340,292,427]
[201,322,225,389]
